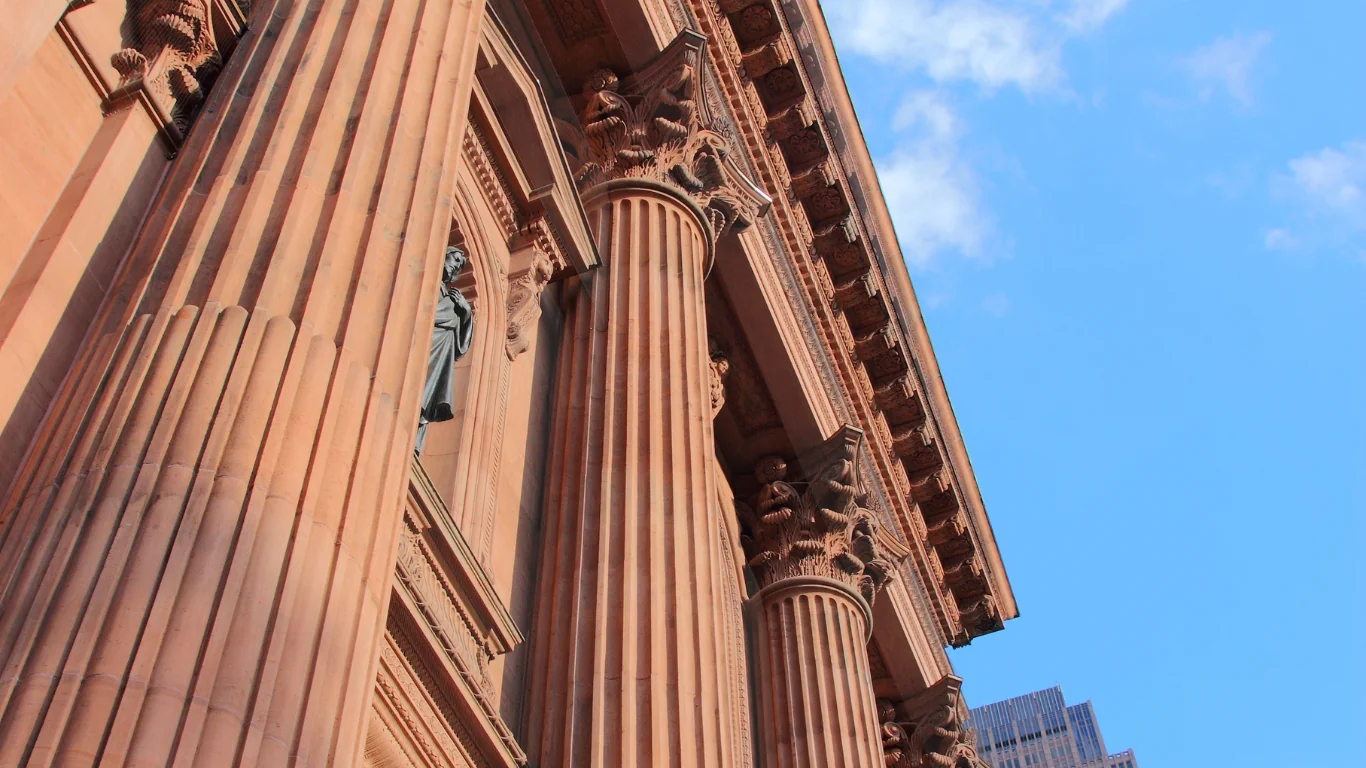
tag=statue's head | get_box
[443,246,467,283]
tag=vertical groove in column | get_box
[750,579,884,768]
[526,186,738,767]
[0,0,488,763]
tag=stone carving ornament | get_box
[416,246,475,456]
[558,31,771,241]
[504,249,553,361]
[878,680,991,768]
[111,0,243,138]
[736,427,894,604]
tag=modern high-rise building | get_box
[1105,748,1139,768]
[968,687,1140,768]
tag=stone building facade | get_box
[0,0,1018,765]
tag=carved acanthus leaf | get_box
[558,31,771,240]
[736,426,895,603]
[881,677,991,768]
[111,0,245,141]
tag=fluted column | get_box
[524,30,769,767]
[737,427,897,768]
[0,0,486,764]
[750,577,882,767]
[525,180,737,766]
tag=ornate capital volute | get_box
[879,676,990,768]
[558,30,772,240]
[109,0,248,145]
[736,425,895,604]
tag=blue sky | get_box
[826,2,1365,766]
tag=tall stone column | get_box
[524,32,769,768]
[738,426,897,767]
[0,0,487,764]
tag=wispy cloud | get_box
[1180,32,1272,107]
[1280,141,1366,217]
[980,292,1013,316]
[831,1,1130,266]
[828,1,1059,92]
[827,0,1130,94]
[1267,140,1366,252]
[1263,228,1299,251]
[878,90,988,266]
[1060,0,1130,33]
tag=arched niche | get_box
[418,177,510,553]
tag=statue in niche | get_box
[415,246,475,456]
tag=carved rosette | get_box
[736,426,895,605]
[880,677,991,768]
[110,0,244,141]
[559,31,771,242]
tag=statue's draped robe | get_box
[416,278,474,453]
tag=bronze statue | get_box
[415,246,475,456]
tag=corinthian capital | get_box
[110,0,247,143]
[736,425,895,604]
[558,31,771,239]
[880,676,991,768]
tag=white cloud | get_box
[1060,0,1130,33]
[1281,141,1366,218]
[877,91,989,266]
[827,0,1062,92]
[1180,32,1272,106]
[834,3,1131,266]
[827,0,1130,93]
[1263,228,1299,251]
[1267,140,1366,252]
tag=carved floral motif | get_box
[736,427,895,604]
[558,32,771,240]
[111,0,242,140]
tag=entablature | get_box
[683,0,1016,648]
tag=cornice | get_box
[679,0,1014,646]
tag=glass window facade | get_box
[966,688,1138,768]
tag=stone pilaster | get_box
[524,31,768,768]
[0,0,487,764]
[738,426,896,768]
